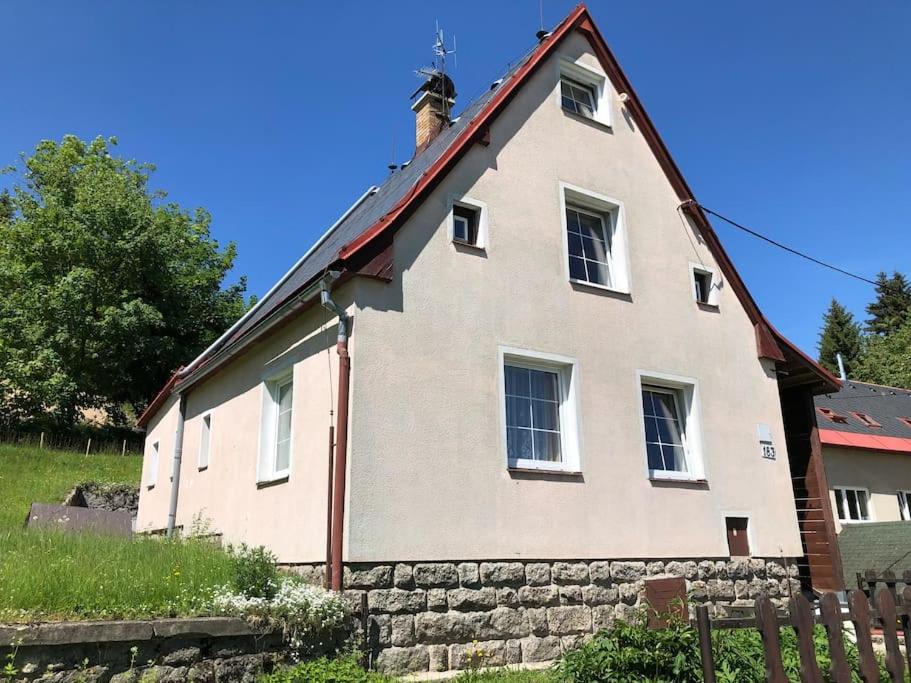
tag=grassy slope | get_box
[0,443,234,621]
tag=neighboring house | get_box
[136,5,839,673]
[806,380,911,592]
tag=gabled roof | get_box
[816,380,911,452]
[139,3,838,427]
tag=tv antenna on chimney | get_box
[413,22,457,121]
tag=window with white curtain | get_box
[258,371,294,482]
[198,413,211,470]
[834,487,871,522]
[500,347,580,473]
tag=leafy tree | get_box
[866,271,911,335]
[817,299,864,378]
[0,135,250,427]
[854,317,911,389]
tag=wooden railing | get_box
[695,588,911,683]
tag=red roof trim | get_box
[336,3,836,391]
[137,369,181,428]
[819,428,911,454]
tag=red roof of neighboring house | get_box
[819,429,911,454]
[137,3,838,427]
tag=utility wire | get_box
[697,204,878,286]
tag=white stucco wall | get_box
[824,446,911,533]
[345,32,802,562]
[136,298,351,562]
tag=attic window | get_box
[448,196,487,250]
[851,412,882,428]
[557,58,611,127]
[817,407,848,424]
[690,263,720,307]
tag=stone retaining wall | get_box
[0,617,289,682]
[291,557,800,676]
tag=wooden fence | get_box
[0,429,143,455]
[695,587,911,682]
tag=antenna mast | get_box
[432,21,457,121]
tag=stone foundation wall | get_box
[290,557,800,676]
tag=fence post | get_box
[754,596,787,683]
[876,589,905,682]
[695,605,716,683]
[121,439,127,457]
[84,438,92,456]
[902,587,911,675]
[819,592,852,683]
[39,432,45,449]
[848,589,880,683]
[789,594,822,683]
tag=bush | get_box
[230,543,280,599]
[258,656,393,683]
[559,609,886,683]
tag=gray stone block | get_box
[527,607,549,636]
[415,612,476,644]
[394,564,414,589]
[697,560,716,580]
[506,639,522,665]
[414,563,459,588]
[368,614,391,648]
[368,588,427,614]
[162,647,202,666]
[449,640,506,670]
[345,564,393,589]
[727,559,751,580]
[427,588,449,611]
[610,561,646,582]
[375,645,430,675]
[559,585,583,605]
[391,615,415,647]
[521,635,562,663]
[552,562,589,585]
[457,562,480,587]
[448,587,498,611]
[619,580,644,605]
[688,580,708,602]
[518,585,559,607]
[664,561,686,577]
[592,604,615,631]
[525,563,551,586]
[428,644,448,672]
[483,607,532,640]
[480,562,525,586]
[707,579,735,602]
[496,587,519,608]
[547,605,592,635]
[646,561,666,576]
[582,584,618,606]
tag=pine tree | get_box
[866,271,911,335]
[817,299,864,378]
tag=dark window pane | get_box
[506,396,532,428]
[507,428,533,461]
[577,213,603,239]
[453,216,468,242]
[532,399,559,431]
[663,445,688,472]
[646,443,663,471]
[642,391,656,417]
[846,490,859,520]
[529,369,558,401]
[505,366,529,397]
[585,259,608,285]
[565,209,581,233]
[569,256,587,281]
[533,430,562,462]
[581,235,607,261]
[656,418,683,446]
[644,417,659,443]
[652,392,679,422]
[568,232,583,257]
[835,491,846,520]
[857,492,869,520]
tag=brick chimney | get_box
[411,73,456,152]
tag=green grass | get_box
[0,442,141,529]
[0,442,235,622]
[450,669,558,682]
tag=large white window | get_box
[560,183,630,294]
[556,57,611,127]
[198,413,212,470]
[258,371,294,482]
[898,491,911,521]
[637,371,705,481]
[147,440,159,488]
[834,487,872,523]
[500,347,580,473]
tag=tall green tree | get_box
[866,271,911,336]
[817,299,864,378]
[0,135,250,427]
[855,317,911,389]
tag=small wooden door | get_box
[726,517,750,556]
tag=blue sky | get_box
[4,1,908,356]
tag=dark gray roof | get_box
[815,380,911,438]
[209,51,536,359]
[839,521,911,586]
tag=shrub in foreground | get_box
[258,656,394,683]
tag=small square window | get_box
[147,441,160,489]
[690,263,719,307]
[453,204,479,245]
[561,77,596,118]
[834,487,871,522]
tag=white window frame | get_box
[198,412,212,470]
[689,262,721,307]
[498,346,582,474]
[559,182,631,295]
[899,491,911,521]
[146,440,160,489]
[636,370,706,482]
[556,57,611,128]
[447,194,488,250]
[833,486,873,523]
[257,368,294,483]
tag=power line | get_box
[697,204,879,286]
